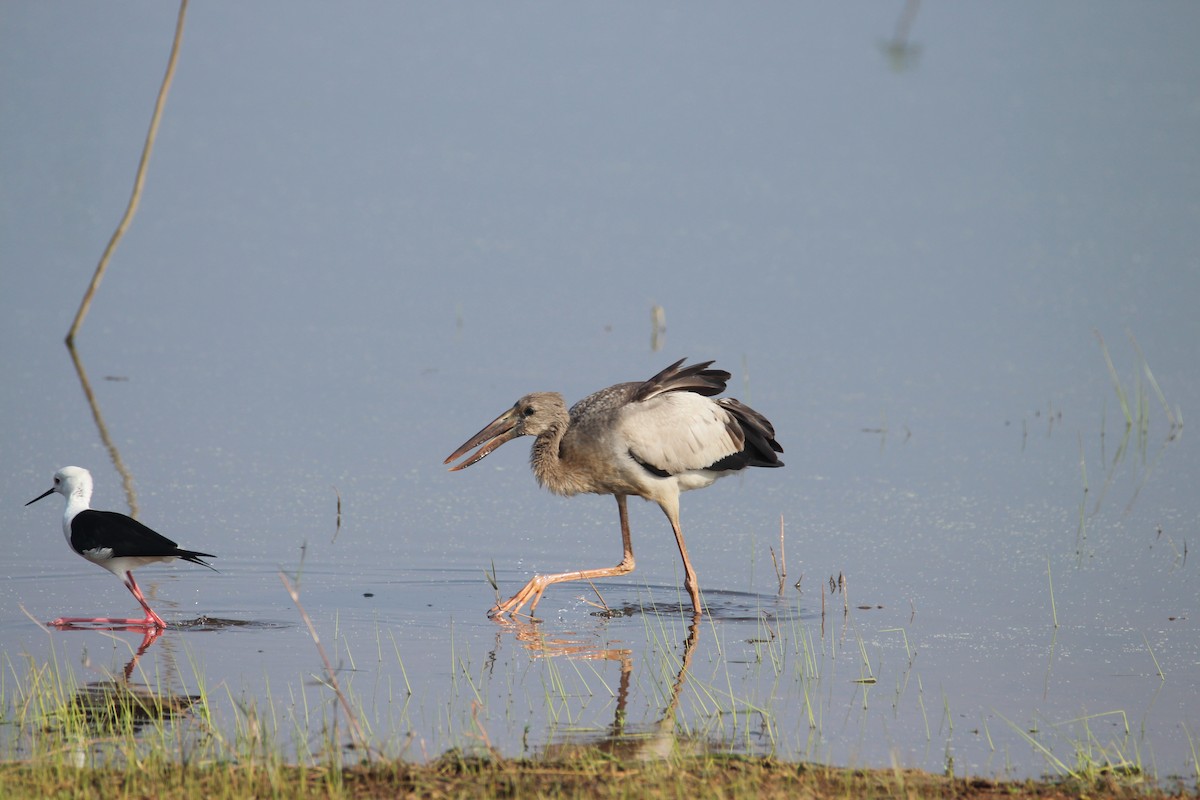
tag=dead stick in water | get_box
[66,0,189,345]
[820,580,826,628]
[779,514,786,589]
[770,515,788,594]
[280,571,370,755]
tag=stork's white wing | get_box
[619,392,744,475]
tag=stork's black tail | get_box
[640,358,784,472]
[713,398,784,470]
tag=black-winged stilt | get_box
[26,466,216,629]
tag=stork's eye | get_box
[523,407,536,417]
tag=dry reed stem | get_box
[769,514,788,595]
[66,0,188,345]
[331,486,343,543]
[279,571,371,756]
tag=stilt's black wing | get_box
[71,510,216,567]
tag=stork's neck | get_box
[530,416,583,496]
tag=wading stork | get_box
[445,358,783,619]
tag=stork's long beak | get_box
[25,487,54,506]
[445,407,522,471]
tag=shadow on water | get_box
[176,616,290,631]
[586,587,807,625]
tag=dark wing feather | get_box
[620,360,783,476]
[570,359,730,424]
[706,399,785,472]
[637,360,783,472]
[72,510,217,569]
[632,358,730,402]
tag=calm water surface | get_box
[2,3,1198,782]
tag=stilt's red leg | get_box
[124,572,167,628]
[49,571,166,629]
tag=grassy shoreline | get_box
[0,751,1194,800]
[4,618,1194,798]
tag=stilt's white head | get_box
[26,466,94,508]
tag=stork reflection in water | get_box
[445,358,783,619]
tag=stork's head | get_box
[444,392,565,471]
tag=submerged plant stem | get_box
[1094,330,1132,429]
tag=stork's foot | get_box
[488,574,554,619]
[683,579,703,618]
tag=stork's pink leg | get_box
[491,495,637,619]
[664,509,703,620]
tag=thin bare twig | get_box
[769,546,783,595]
[18,604,52,634]
[581,578,610,613]
[66,0,189,345]
[820,579,826,638]
[279,571,371,755]
[771,513,787,594]
[469,700,494,751]
[331,486,343,543]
